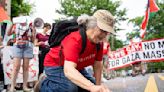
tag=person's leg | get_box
[39,47,49,76]
[22,58,31,91]
[38,51,44,76]
[40,67,78,92]
[0,60,3,81]
[10,58,21,92]
[22,46,33,91]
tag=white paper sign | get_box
[12,16,31,24]
[33,47,39,55]
[2,46,39,85]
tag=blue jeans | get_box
[12,45,33,59]
[40,66,95,92]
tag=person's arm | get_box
[34,37,46,46]
[0,36,4,49]
[34,38,41,46]
[93,60,103,85]
[34,38,39,46]
[64,61,94,91]
[30,27,36,43]
[64,61,110,92]
[7,24,14,36]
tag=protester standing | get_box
[34,23,51,76]
[0,36,4,91]
[7,21,35,92]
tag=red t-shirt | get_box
[36,33,49,48]
[103,42,110,55]
[44,31,103,70]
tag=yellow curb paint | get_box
[158,75,164,80]
[144,75,158,92]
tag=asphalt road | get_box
[104,73,164,92]
[1,73,163,92]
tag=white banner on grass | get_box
[2,46,39,85]
[108,38,164,70]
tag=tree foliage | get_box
[108,35,124,50]
[57,0,127,50]
[147,61,164,73]
[127,1,164,41]
[58,0,127,30]
[11,0,33,18]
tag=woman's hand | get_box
[89,84,111,92]
[38,41,45,45]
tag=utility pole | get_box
[111,35,114,50]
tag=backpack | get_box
[48,19,87,54]
[48,19,100,54]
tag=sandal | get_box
[23,88,31,92]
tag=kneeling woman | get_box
[40,10,115,92]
